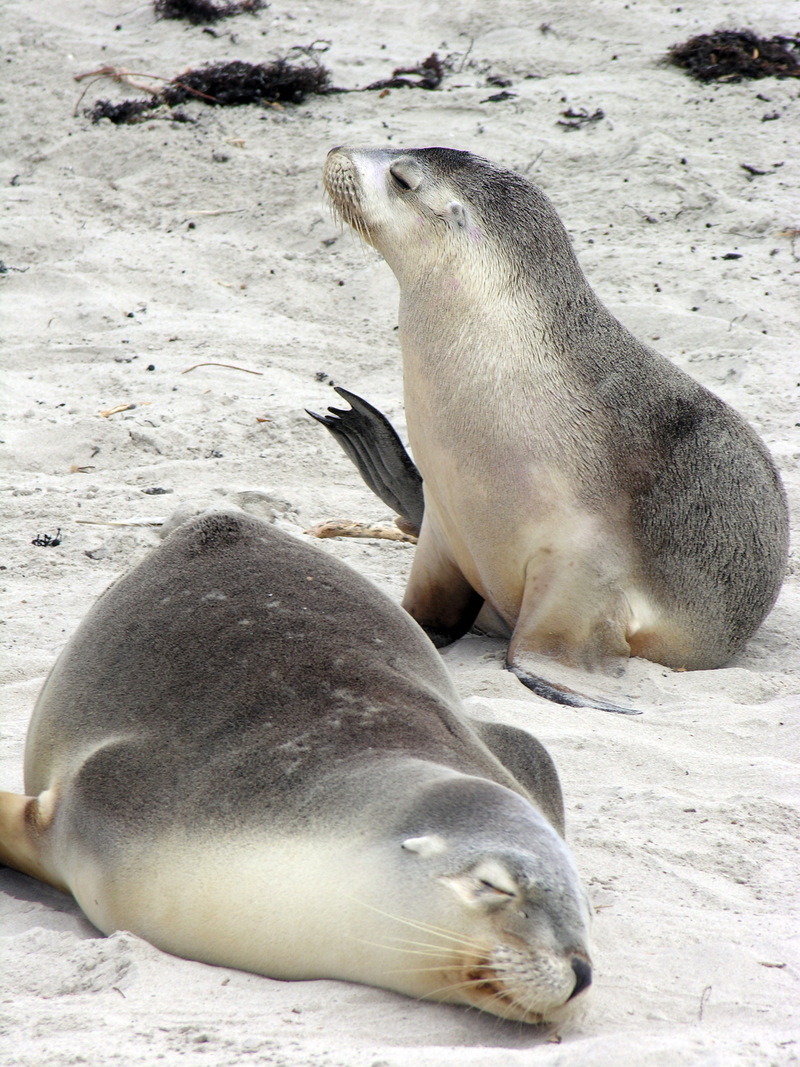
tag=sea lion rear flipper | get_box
[306,387,425,534]
[470,720,566,835]
[0,790,67,891]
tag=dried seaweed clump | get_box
[154,0,266,23]
[668,30,800,82]
[365,52,444,91]
[86,58,331,124]
[161,58,330,106]
[88,99,160,125]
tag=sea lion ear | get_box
[442,858,520,908]
[445,200,470,231]
[401,834,448,857]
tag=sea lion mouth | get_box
[465,964,522,1007]
[459,960,551,1024]
[456,947,591,1025]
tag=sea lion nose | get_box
[568,957,592,1000]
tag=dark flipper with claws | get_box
[306,387,425,535]
[506,664,641,715]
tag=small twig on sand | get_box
[779,227,800,261]
[99,402,151,417]
[457,33,475,73]
[305,520,418,543]
[75,66,168,89]
[181,362,263,375]
[73,66,166,115]
[188,208,248,216]
[698,985,712,1021]
[76,518,166,527]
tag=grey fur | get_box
[472,721,566,836]
[26,512,541,837]
[8,511,592,1022]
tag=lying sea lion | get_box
[0,510,592,1025]
[319,146,789,712]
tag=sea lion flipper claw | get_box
[506,664,642,715]
[307,388,424,532]
[306,407,388,502]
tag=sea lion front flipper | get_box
[470,720,566,836]
[307,387,425,534]
[505,662,641,715]
[506,563,642,714]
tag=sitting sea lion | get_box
[0,510,592,1025]
[319,146,789,713]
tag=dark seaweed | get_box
[668,30,800,82]
[161,58,331,106]
[154,0,266,24]
[32,529,62,547]
[88,99,158,125]
[557,106,604,129]
[365,52,444,91]
[86,58,331,124]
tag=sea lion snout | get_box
[569,956,593,1000]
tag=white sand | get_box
[1,1,798,1063]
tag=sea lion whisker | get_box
[352,934,475,960]
[386,930,486,947]
[384,962,473,975]
[415,979,484,1002]
[359,934,463,954]
[380,926,488,951]
[450,974,552,1020]
[356,935,479,960]
[357,902,487,950]
[355,940,460,961]
[415,973,511,1004]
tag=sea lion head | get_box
[382,773,593,1025]
[323,145,584,298]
